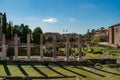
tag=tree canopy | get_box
[2,12,7,34]
[32,27,43,44]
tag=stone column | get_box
[77,35,82,61]
[1,34,5,60]
[40,34,44,61]
[52,35,57,61]
[65,35,69,61]
[13,34,19,60]
[26,34,31,61]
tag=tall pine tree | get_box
[2,12,7,35]
[7,21,12,39]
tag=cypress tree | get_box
[7,21,12,39]
[2,12,7,35]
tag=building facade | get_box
[109,23,120,45]
[94,29,108,37]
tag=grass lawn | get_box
[0,64,120,80]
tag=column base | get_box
[26,57,32,61]
[0,52,5,60]
[39,57,44,61]
[13,56,19,61]
[77,57,82,62]
[51,57,57,61]
[0,57,5,60]
[64,57,69,61]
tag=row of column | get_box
[13,34,31,61]
[0,34,82,61]
[39,34,82,61]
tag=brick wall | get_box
[113,25,120,45]
[109,24,120,45]
[109,27,113,44]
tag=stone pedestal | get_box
[77,35,82,62]
[40,34,44,61]
[26,34,31,61]
[1,34,5,60]
[13,34,19,61]
[65,35,69,61]
[51,35,57,61]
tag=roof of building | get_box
[109,23,120,28]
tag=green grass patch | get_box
[0,64,120,80]
[87,53,100,58]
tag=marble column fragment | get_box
[13,34,19,60]
[26,34,31,61]
[1,34,5,60]
[65,35,69,61]
[77,35,82,61]
[40,34,44,61]
[52,35,57,61]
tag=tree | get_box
[85,29,91,41]
[100,27,105,30]
[12,24,32,43]
[19,24,31,43]
[2,12,7,35]
[32,27,43,44]
[92,36,100,44]
[6,21,12,39]
[13,25,20,36]
[91,29,95,36]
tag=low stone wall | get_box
[86,59,116,64]
[0,59,117,66]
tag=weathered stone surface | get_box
[40,34,44,61]
[13,34,19,61]
[26,34,31,61]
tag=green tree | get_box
[92,36,100,44]
[85,29,91,41]
[32,27,43,44]
[13,25,20,36]
[100,27,105,30]
[12,24,32,42]
[6,21,12,39]
[2,12,7,35]
[19,24,31,43]
[91,29,95,36]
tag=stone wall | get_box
[113,25,120,45]
[109,24,120,45]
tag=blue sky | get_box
[0,0,120,34]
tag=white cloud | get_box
[43,17,58,23]
[70,18,75,21]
